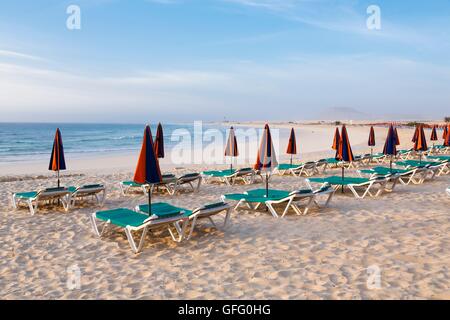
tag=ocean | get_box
[0,122,236,163]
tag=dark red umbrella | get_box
[430,125,438,142]
[49,128,66,188]
[368,126,375,156]
[335,125,354,192]
[286,128,297,166]
[225,126,239,172]
[134,125,162,215]
[154,123,165,159]
[413,125,428,163]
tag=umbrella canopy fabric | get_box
[443,125,448,140]
[335,125,354,162]
[254,124,278,172]
[444,125,450,147]
[413,125,428,152]
[368,126,376,146]
[286,128,297,155]
[412,125,419,143]
[49,128,66,172]
[332,127,341,150]
[394,127,400,146]
[224,127,239,157]
[383,125,397,156]
[154,123,165,159]
[134,125,162,185]
[430,125,438,141]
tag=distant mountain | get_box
[317,107,372,121]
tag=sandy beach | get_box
[0,123,449,299]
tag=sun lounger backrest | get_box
[192,202,229,214]
[37,187,70,198]
[289,189,313,196]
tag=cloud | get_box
[1,52,449,122]
[0,49,44,61]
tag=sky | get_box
[0,0,449,123]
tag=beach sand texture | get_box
[0,124,449,299]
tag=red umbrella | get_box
[413,125,428,163]
[224,126,239,172]
[154,123,165,159]
[254,124,278,197]
[332,127,340,151]
[335,125,354,192]
[286,128,297,166]
[444,125,450,147]
[368,126,375,156]
[49,128,67,188]
[134,125,162,215]
[443,125,448,141]
[412,125,419,143]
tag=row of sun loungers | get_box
[120,172,202,196]
[12,184,106,215]
[11,149,449,253]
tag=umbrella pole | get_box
[290,154,293,166]
[57,170,60,188]
[390,156,393,173]
[341,167,344,193]
[266,172,269,198]
[148,187,152,216]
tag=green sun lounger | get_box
[275,162,316,177]
[202,168,257,185]
[222,186,334,218]
[136,201,232,240]
[307,175,397,199]
[12,187,72,215]
[91,203,190,254]
[358,166,427,185]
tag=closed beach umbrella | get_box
[442,125,448,140]
[383,124,397,172]
[368,126,376,156]
[430,125,438,141]
[332,127,340,151]
[430,125,438,147]
[254,124,278,197]
[413,125,428,163]
[134,125,162,215]
[335,125,354,192]
[224,126,239,172]
[154,123,165,159]
[412,125,419,143]
[444,125,450,146]
[49,128,66,188]
[394,127,400,146]
[286,128,297,166]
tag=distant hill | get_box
[317,107,371,121]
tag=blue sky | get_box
[1,0,449,122]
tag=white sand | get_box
[0,123,449,299]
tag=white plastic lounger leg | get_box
[28,199,37,216]
[90,214,111,238]
[11,194,17,209]
[223,208,232,227]
[124,226,148,254]
[265,203,279,218]
[170,220,188,242]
